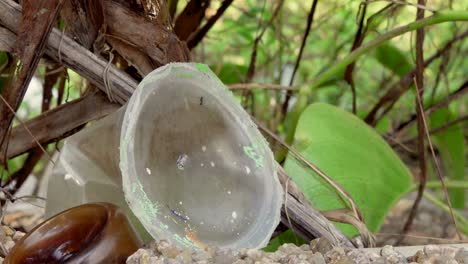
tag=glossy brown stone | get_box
[5,203,143,264]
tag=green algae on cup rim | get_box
[120,63,283,250]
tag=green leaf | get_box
[430,109,466,208]
[374,42,412,77]
[284,103,413,236]
[263,230,306,252]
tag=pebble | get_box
[308,253,326,264]
[455,248,468,263]
[3,241,15,252]
[12,231,25,242]
[1,227,14,237]
[310,238,334,255]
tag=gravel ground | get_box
[126,238,468,264]
[377,196,465,246]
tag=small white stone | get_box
[245,166,251,174]
[146,168,152,175]
[202,146,207,152]
[232,211,237,219]
[210,161,215,167]
[4,240,15,252]
[12,231,25,241]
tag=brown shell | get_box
[5,203,143,264]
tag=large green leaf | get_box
[284,103,413,236]
[430,108,466,208]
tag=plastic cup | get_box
[47,63,283,250]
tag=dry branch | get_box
[0,0,65,160]
[277,166,354,247]
[344,2,367,114]
[0,0,137,104]
[399,1,427,243]
[281,0,318,116]
[393,80,468,134]
[187,0,235,49]
[3,91,118,162]
[174,0,210,41]
[0,0,356,247]
[0,27,15,52]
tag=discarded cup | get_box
[46,63,283,250]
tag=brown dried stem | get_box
[344,2,367,114]
[398,2,427,243]
[187,0,235,49]
[392,80,468,135]
[281,0,319,117]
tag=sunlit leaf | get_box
[284,103,413,236]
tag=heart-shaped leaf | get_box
[284,103,413,236]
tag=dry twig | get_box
[281,0,319,117]
[398,0,427,244]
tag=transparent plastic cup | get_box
[46,63,283,250]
